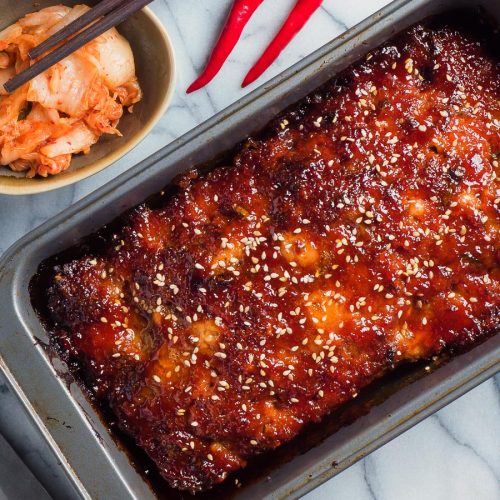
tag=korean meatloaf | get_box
[40,16,499,493]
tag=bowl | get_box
[0,0,176,195]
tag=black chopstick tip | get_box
[3,81,15,94]
[3,72,29,94]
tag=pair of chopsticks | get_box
[3,0,152,94]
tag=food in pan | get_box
[0,4,141,177]
[38,16,499,493]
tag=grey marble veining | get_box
[0,1,499,499]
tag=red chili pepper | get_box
[242,0,323,87]
[187,0,264,93]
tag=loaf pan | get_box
[0,0,499,498]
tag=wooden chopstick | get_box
[29,0,126,60]
[3,0,152,94]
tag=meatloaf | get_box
[40,16,499,493]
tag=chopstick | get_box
[29,0,126,60]
[3,0,152,94]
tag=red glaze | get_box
[45,20,499,493]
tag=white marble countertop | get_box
[0,1,498,499]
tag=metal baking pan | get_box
[0,0,499,498]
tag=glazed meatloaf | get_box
[41,16,499,493]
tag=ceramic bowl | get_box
[0,0,176,194]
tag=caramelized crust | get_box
[44,20,499,492]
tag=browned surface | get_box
[42,18,499,493]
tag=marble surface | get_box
[0,433,50,500]
[0,0,498,499]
